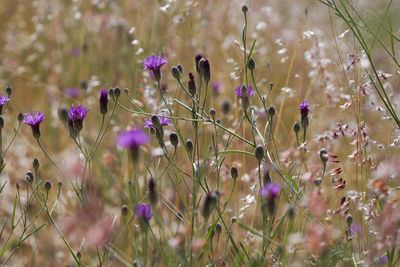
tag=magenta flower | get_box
[299,100,310,117]
[143,55,167,71]
[69,105,89,132]
[0,94,9,106]
[235,85,255,98]
[259,183,281,201]
[23,112,45,138]
[136,203,153,221]
[116,128,150,148]
[144,115,170,129]
[64,87,79,98]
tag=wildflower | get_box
[213,82,222,95]
[69,105,89,132]
[169,132,179,147]
[235,85,255,98]
[99,89,108,115]
[23,112,45,138]
[116,128,150,162]
[185,139,193,154]
[260,183,281,216]
[0,93,10,113]
[299,100,310,129]
[171,66,180,80]
[195,54,203,74]
[136,203,153,231]
[188,72,196,97]
[44,180,51,192]
[143,55,167,82]
[202,59,211,82]
[144,115,170,129]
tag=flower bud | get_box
[195,54,203,74]
[210,108,216,118]
[177,64,183,74]
[248,58,255,71]
[170,132,179,147]
[121,205,129,216]
[202,59,211,83]
[172,66,181,80]
[26,171,34,184]
[319,148,328,164]
[287,205,296,218]
[221,99,231,115]
[17,112,24,123]
[114,86,121,98]
[185,139,193,154]
[254,145,264,162]
[148,177,158,205]
[346,214,353,226]
[231,166,238,180]
[108,87,115,98]
[0,117,4,129]
[80,79,88,90]
[293,122,300,133]
[215,223,222,235]
[6,86,12,97]
[188,72,196,97]
[99,89,109,115]
[44,180,51,192]
[58,106,69,123]
[268,105,276,118]
[33,158,39,171]
[242,5,248,13]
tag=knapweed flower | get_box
[260,183,281,216]
[143,55,167,81]
[0,93,10,113]
[136,203,153,231]
[235,85,255,98]
[144,115,170,129]
[212,82,222,95]
[99,89,109,115]
[299,100,310,129]
[69,105,89,132]
[116,128,150,162]
[23,112,45,138]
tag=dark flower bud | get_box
[58,106,69,123]
[17,112,24,123]
[44,180,51,192]
[6,86,12,97]
[99,89,109,115]
[124,88,129,95]
[186,139,193,154]
[268,105,276,118]
[231,166,238,180]
[202,59,211,82]
[319,148,328,164]
[188,72,196,97]
[121,205,129,216]
[148,177,158,205]
[248,58,255,71]
[221,99,231,115]
[26,171,34,184]
[202,192,217,220]
[215,223,222,234]
[346,214,353,226]
[0,117,4,129]
[172,66,181,80]
[255,145,264,162]
[177,64,183,74]
[269,82,274,90]
[68,119,78,139]
[215,118,221,124]
[313,178,322,187]
[210,108,216,118]
[287,205,296,218]
[207,224,215,238]
[231,216,237,224]
[170,132,179,146]
[242,5,248,13]
[80,79,88,90]
[33,158,39,171]
[108,87,115,98]
[293,122,300,133]
[114,86,121,98]
[16,182,20,190]
[195,54,203,74]
[198,58,206,75]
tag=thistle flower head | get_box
[23,112,45,127]
[260,183,281,201]
[299,100,310,117]
[0,93,10,106]
[69,105,89,121]
[235,85,255,98]
[143,55,167,71]
[144,114,170,129]
[116,128,150,148]
[136,203,153,221]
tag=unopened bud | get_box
[172,66,181,80]
[248,58,255,71]
[254,145,264,162]
[231,166,238,180]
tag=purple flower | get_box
[23,112,45,138]
[116,128,150,148]
[136,203,153,221]
[69,105,89,132]
[143,55,167,71]
[64,87,79,98]
[212,82,223,94]
[99,89,109,114]
[0,94,10,106]
[299,100,310,117]
[235,85,255,98]
[260,183,281,201]
[144,115,170,129]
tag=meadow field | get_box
[0,0,400,266]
